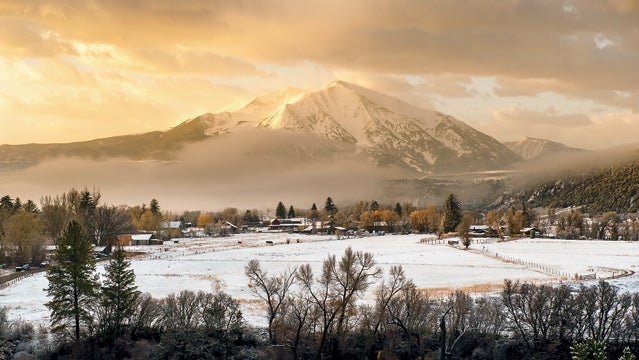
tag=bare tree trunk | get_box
[74,289,80,341]
[440,314,447,360]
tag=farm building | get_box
[520,227,541,238]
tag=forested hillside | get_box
[525,157,639,213]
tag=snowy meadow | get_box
[2,233,639,326]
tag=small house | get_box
[365,221,387,233]
[520,227,541,238]
[268,219,281,230]
[131,234,155,246]
[469,225,489,235]
[162,221,183,238]
[218,221,238,235]
[279,218,311,232]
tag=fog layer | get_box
[0,129,408,211]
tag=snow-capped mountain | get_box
[503,137,586,161]
[175,81,521,173]
[0,81,522,174]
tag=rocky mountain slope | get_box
[168,81,521,173]
[521,157,639,213]
[503,137,585,161]
[0,81,521,174]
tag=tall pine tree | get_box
[394,202,403,217]
[46,220,99,341]
[98,246,140,340]
[324,197,338,215]
[441,194,463,233]
[149,198,160,215]
[276,201,287,219]
[309,203,320,233]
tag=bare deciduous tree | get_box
[245,259,296,344]
[40,195,72,244]
[575,280,631,342]
[386,284,436,359]
[502,280,574,349]
[296,247,381,359]
[93,205,133,249]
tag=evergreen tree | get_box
[79,190,97,219]
[620,347,637,360]
[570,338,607,360]
[98,246,140,340]
[0,195,13,211]
[45,220,99,341]
[287,205,296,219]
[276,202,287,219]
[23,199,39,213]
[0,195,15,238]
[394,202,402,217]
[441,194,463,233]
[308,203,320,233]
[13,197,22,212]
[324,197,338,215]
[370,200,379,211]
[78,190,99,243]
[150,198,160,215]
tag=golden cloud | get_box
[1,0,638,146]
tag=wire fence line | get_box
[418,237,624,281]
[478,248,573,279]
[475,247,633,281]
[0,271,37,291]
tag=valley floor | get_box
[2,233,639,326]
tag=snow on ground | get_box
[473,238,639,277]
[471,238,639,290]
[2,234,639,326]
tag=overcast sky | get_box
[1,0,638,149]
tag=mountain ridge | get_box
[503,137,586,161]
[1,81,521,174]
[169,80,521,173]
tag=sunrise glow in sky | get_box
[1,0,638,149]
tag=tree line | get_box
[5,186,639,269]
[0,189,167,266]
[1,189,471,269]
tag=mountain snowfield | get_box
[178,81,521,173]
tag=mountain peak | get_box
[249,80,519,171]
[237,86,305,117]
[518,136,545,143]
[323,79,349,87]
[154,81,522,173]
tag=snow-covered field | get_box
[2,233,639,325]
[476,238,639,290]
